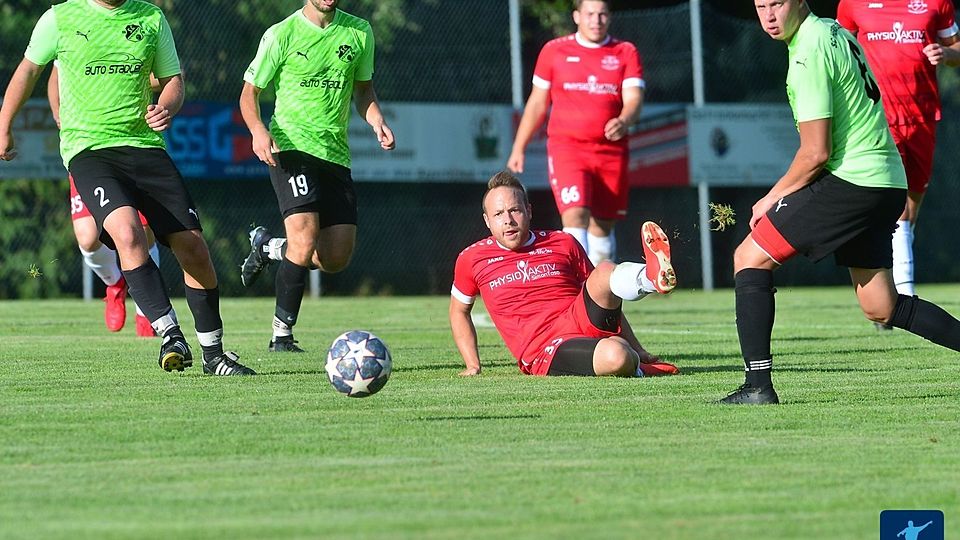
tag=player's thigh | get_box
[128,148,202,245]
[849,267,898,322]
[754,173,902,266]
[316,224,357,271]
[270,151,358,225]
[590,144,629,221]
[69,148,141,248]
[547,338,600,376]
[833,188,904,269]
[547,142,591,213]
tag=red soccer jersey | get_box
[532,33,643,143]
[451,230,593,365]
[837,0,959,125]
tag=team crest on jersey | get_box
[124,24,144,42]
[600,55,620,71]
[337,44,355,62]
[907,0,928,14]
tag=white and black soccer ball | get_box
[324,330,392,398]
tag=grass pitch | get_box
[1,286,958,539]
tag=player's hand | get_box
[637,348,661,364]
[374,122,395,151]
[0,131,18,161]
[252,128,279,167]
[145,104,173,132]
[604,117,629,141]
[750,195,777,230]
[459,366,481,376]
[506,150,525,174]
[923,43,945,65]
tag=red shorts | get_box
[519,288,620,376]
[889,122,935,193]
[546,139,628,221]
[69,174,148,225]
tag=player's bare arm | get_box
[604,86,643,142]
[354,80,395,151]
[750,118,830,229]
[507,86,551,174]
[449,297,482,376]
[239,81,279,167]
[0,58,44,161]
[925,33,960,67]
[145,74,184,132]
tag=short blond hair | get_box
[482,171,528,213]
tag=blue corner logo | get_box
[880,510,943,540]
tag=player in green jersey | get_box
[0,0,254,376]
[238,0,395,353]
[720,0,960,404]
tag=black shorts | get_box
[269,150,357,227]
[69,146,201,248]
[546,287,621,377]
[752,172,905,268]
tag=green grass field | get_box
[1,286,958,539]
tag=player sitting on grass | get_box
[448,171,678,378]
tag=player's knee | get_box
[594,339,636,377]
[169,231,210,265]
[861,306,892,325]
[319,251,353,273]
[74,229,101,252]
[106,223,145,251]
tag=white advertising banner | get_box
[687,104,799,187]
[0,100,519,182]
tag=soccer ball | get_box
[324,330,392,398]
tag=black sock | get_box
[275,258,308,330]
[889,294,960,350]
[735,268,775,387]
[122,261,173,322]
[185,285,224,361]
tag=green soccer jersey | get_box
[786,14,907,189]
[244,9,375,168]
[25,0,181,169]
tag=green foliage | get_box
[0,179,75,299]
[525,0,574,37]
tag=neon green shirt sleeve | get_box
[153,15,181,78]
[243,26,282,89]
[24,9,58,66]
[787,49,832,123]
[355,24,375,81]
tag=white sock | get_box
[892,219,915,296]
[136,244,161,317]
[151,309,179,337]
[588,233,613,266]
[609,262,655,301]
[563,227,588,254]
[267,238,287,262]
[80,244,122,286]
[272,315,293,339]
[196,328,223,348]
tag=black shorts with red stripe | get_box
[751,171,905,269]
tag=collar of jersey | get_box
[86,0,129,16]
[788,12,817,50]
[495,231,536,251]
[575,32,612,49]
[297,8,341,32]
